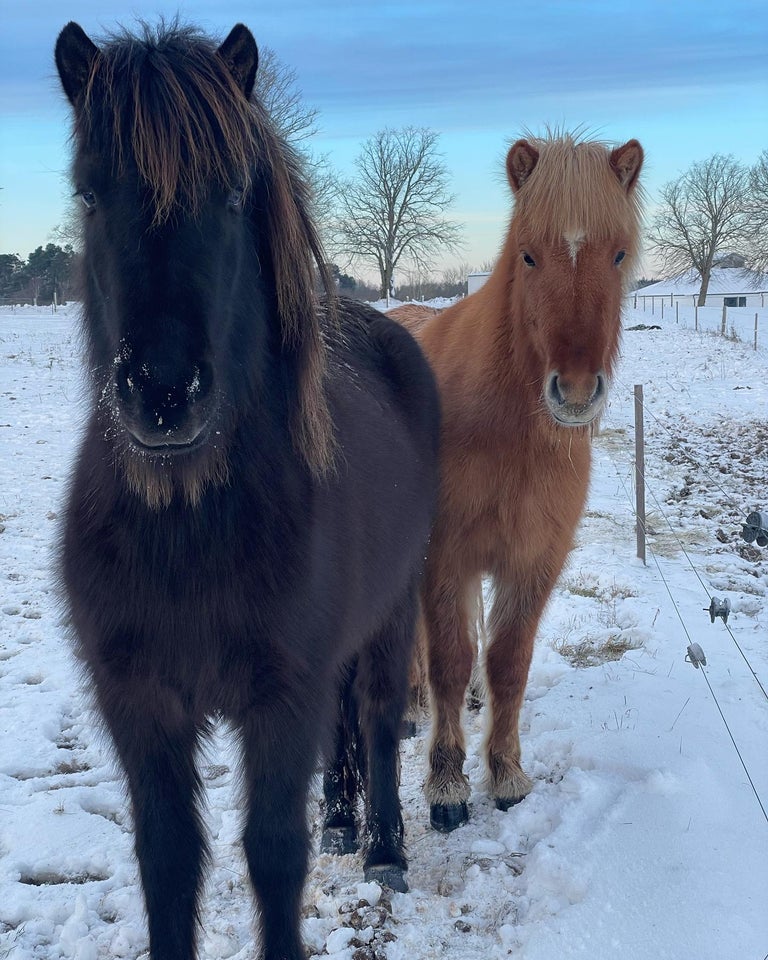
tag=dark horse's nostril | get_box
[115,363,136,404]
[188,361,213,401]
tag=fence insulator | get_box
[706,597,731,625]
[686,643,707,669]
[742,511,768,547]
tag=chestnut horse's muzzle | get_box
[544,370,607,426]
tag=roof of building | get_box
[633,266,768,297]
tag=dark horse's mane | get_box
[73,21,333,476]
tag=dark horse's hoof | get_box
[495,795,525,812]
[399,719,419,739]
[364,864,408,893]
[429,801,469,833]
[320,825,358,856]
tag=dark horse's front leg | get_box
[98,679,208,960]
[239,703,323,960]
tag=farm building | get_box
[467,271,491,295]
[632,260,768,310]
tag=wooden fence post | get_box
[721,302,727,336]
[634,384,646,565]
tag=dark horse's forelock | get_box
[77,22,334,478]
[79,22,257,224]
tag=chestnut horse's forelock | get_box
[76,24,334,479]
[512,134,643,282]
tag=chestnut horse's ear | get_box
[217,24,259,100]
[506,140,540,193]
[55,22,99,105]
[610,139,644,192]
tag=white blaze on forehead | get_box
[564,228,586,265]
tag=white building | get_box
[467,271,491,295]
[631,264,768,310]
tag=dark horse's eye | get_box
[227,186,245,208]
[522,252,536,267]
[79,189,97,210]
[614,250,626,265]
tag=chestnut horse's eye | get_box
[522,252,536,267]
[79,189,97,210]
[614,250,626,265]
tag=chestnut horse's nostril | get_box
[593,372,606,404]
[546,371,566,407]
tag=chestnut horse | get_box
[393,133,643,831]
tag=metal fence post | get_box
[634,384,646,565]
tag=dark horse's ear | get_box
[55,22,99,105]
[506,140,540,193]
[217,24,259,100]
[610,139,644,192]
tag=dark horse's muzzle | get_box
[114,355,215,452]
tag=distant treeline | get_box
[1,247,474,306]
[0,245,80,305]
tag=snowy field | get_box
[1,302,767,960]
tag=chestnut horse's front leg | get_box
[424,573,476,832]
[483,566,560,809]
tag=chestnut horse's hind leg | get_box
[424,577,475,832]
[99,685,208,960]
[401,612,429,738]
[353,585,419,892]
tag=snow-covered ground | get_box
[1,302,766,960]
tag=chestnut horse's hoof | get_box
[429,801,469,832]
[364,864,408,893]
[320,825,358,856]
[494,795,525,812]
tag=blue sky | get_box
[1,0,766,277]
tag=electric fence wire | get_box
[602,369,768,700]
[628,452,768,705]
[608,454,768,827]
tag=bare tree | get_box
[333,127,463,298]
[743,150,768,275]
[647,154,750,305]
[253,45,318,143]
[50,195,82,249]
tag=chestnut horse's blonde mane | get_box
[511,132,644,279]
[76,23,334,478]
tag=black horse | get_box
[55,21,439,960]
